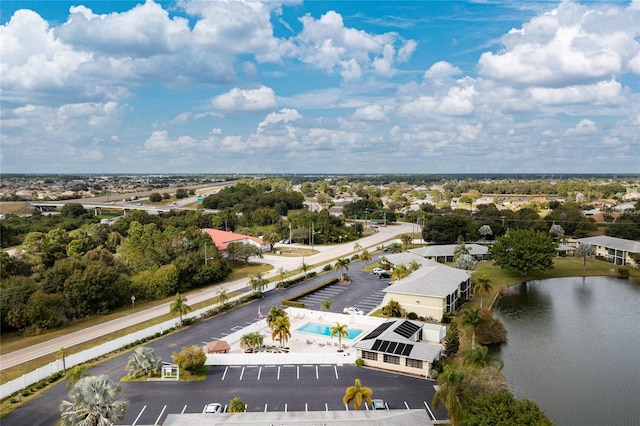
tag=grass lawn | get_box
[0,202,30,215]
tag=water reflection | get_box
[495,277,640,426]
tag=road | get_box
[0,222,414,371]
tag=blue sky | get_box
[1,0,638,174]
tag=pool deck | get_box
[207,308,386,365]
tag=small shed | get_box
[206,340,230,354]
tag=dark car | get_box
[379,271,390,279]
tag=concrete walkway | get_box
[0,222,414,371]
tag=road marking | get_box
[365,402,369,410]
[277,366,281,380]
[264,403,268,412]
[334,365,339,379]
[305,403,308,412]
[315,365,319,379]
[257,366,262,380]
[325,403,329,411]
[296,365,299,380]
[404,401,410,409]
[154,405,166,425]
[284,403,288,412]
[222,366,229,381]
[181,405,187,414]
[131,405,146,426]
[240,366,245,380]
[344,403,349,411]
[423,401,436,420]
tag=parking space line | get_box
[365,402,369,410]
[296,365,299,379]
[257,366,262,380]
[240,366,245,380]
[131,405,146,426]
[315,365,319,379]
[344,403,349,411]
[325,403,329,411]
[284,403,288,412]
[334,365,339,379]
[264,404,268,412]
[180,405,187,414]
[277,366,281,380]
[305,403,308,412]
[423,401,436,420]
[404,401,410,409]
[154,405,166,425]
[222,366,228,381]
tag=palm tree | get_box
[575,243,596,275]
[359,249,372,266]
[320,299,335,311]
[461,307,482,349]
[432,365,466,425]
[271,315,291,347]
[59,375,129,426]
[228,396,246,413]
[330,323,349,351]
[300,262,309,277]
[277,267,287,287]
[472,275,493,308]
[126,347,162,378]
[400,234,412,251]
[462,345,503,370]
[217,287,229,306]
[453,236,469,261]
[266,306,287,329]
[334,258,350,280]
[353,242,362,253]
[249,272,269,293]
[381,300,403,317]
[342,378,373,410]
[388,242,402,254]
[391,263,409,282]
[240,332,263,352]
[170,293,191,327]
[57,347,68,375]
[409,260,421,272]
[65,365,87,390]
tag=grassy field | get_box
[0,202,30,215]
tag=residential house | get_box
[201,228,268,256]
[353,319,443,378]
[409,244,488,263]
[381,253,472,321]
[573,236,640,267]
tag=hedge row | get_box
[281,278,340,308]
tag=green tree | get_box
[217,287,229,306]
[489,229,556,276]
[461,391,551,426]
[172,345,206,374]
[388,242,402,254]
[262,232,281,251]
[59,375,129,426]
[359,249,372,266]
[472,275,493,308]
[432,366,466,425]
[57,347,69,375]
[126,347,162,378]
[300,262,309,277]
[330,323,349,351]
[475,308,508,346]
[455,254,477,271]
[249,272,269,293]
[66,365,87,390]
[61,203,88,218]
[381,300,403,317]
[170,293,191,327]
[149,192,162,202]
[462,345,503,370]
[453,235,469,261]
[400,234,412,251]
[320,299,335,311]
[277,267,287,287]
[575,243,596,275]
[391,263,409,282]
[266,306,287,329]
[227,242,263,264]
[443,323,460,357]
[334,258,350,280]
[240,332,264,352]
[228,396,246,413]
[271,315,291,347]
[342,378,373,410]
[461,308,482,349]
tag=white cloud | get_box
[353,104,386,121]
[529,79,623,105]
[478,0,640,87]
[565,118,597,135]
[144,130,197,151]
[258,108,302,133]
[424,61,462,83]
[211,86,278,113]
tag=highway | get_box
[0,222,414,371]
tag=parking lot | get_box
[122,364,446,425]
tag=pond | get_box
[494,276,640,426]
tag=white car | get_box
[343,307,365,315]
[372,268,385,275]
[204,403,223,414]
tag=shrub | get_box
[323,264,332,271]
[355,358,365,367]
[441,312,454,324]
[617,268,630,279]
[10,397,18,403]
[406,312,418,320]
[20,389,31,397]
[476,308,508,345]
[173,345,206,374]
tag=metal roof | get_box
[575,236,640,253]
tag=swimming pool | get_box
[296,322,364,340]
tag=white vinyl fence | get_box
[0,291,250,400]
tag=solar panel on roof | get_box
[362,321,394,340]
[372,340,383,351]
[380,340,391,352]
[387,341,398,354]
[394,320,421,338]
[394,343,406,355]
[402,344,413,356]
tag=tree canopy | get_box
[489,229,556,276]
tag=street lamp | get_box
[131,295,136,311]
